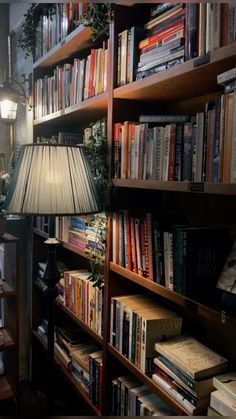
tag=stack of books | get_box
[209,371,236,415]
[152,334,228,415]
[136,3,185,80]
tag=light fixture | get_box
[0,78,29,125]
[5,143,100,413]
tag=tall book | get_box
[155,334,228,380]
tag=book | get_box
[210,389,236,416]
[139,114,190,123]
[213,372,236,401]
[154,356,214,397]
[217,67,236,85]
[217,239,236,294]
[155,335,228,380]
[173,226,230,299]
[207,405,221,416]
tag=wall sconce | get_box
[0,77,31,125]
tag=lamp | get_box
[5,143,100,413]
[0,78,27,125]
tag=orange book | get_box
[88,48,96,98]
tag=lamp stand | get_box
[42,216,60,415]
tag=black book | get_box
[173,226,230,300]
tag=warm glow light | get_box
[0,99,18,121]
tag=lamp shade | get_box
[5,144,100,215]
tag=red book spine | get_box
[139,20,184,49]
[221,3,229,46]
[168,123,176,181]
[88,48,96,98]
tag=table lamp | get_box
[5,143,100,413]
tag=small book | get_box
[213,372,236,402]
[155,334,228,380]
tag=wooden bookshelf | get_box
[33,331,102,416]
[33,25,92,71]
[31,3,236,417]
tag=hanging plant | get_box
[84,119,110,211]
[18,4,56,58]
[77,3,112,41]
[85,214,106,289]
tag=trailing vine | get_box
[77,3,112,41]
[84,119,109,212]
[18,4,56,58]
[18,3,112,58]
[85,214,106,289]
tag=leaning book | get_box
[154,335,228,380]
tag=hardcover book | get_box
[155,335,228,380]
[213,371,236,402]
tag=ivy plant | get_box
[77,3,112,41]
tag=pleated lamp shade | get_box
[5,144,100,215]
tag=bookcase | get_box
[31,2,236,416]
[0,234,19,412]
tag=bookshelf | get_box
[31,2,236,416]
[0,234,19,410]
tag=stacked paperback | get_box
[209,371,236,415]
[152,334,228,414]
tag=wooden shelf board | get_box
[0,233,18,243]
[33,331,101,416]
[0,282,15,298]
[62,241,91,260]
[110,263,236,325]
[112,179,236,195]
[108,344,189,415]
[112,178,189,192]
[33,92,108,128]
[33,26,92,70]
[114,42,236,102]
[33,228,49,239]
[56,300,103,345]
[0,327,15,350]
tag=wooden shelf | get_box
[33,92,108,128]
[56,300,103,345]
[33,228,48,239]
[33,25,92,70]
[112,179,236,195]
[114,42,236,102]
[62,241,91,260]
[108,343,189,416]
[0,282,15,298]
[0,328,15,350]
[33,331,101,416]
[110,263,236,325]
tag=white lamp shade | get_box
[5,144,100,215]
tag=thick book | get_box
[173,226,230,299]
[213,372,236,402]
[210,389,236,416]
[155,335,228,380]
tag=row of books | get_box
[36,131,83,145]
[113,83,236,183]
[56,269,103,337]
[111,211,231,300]
[152,334,228,415]
[57,214,106,256]
[35,3,88,61]
[34,44,108,119]
[111,373,174,416]
[117,3,236,84]
[110,293,182,374]
[37,322,103,410]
